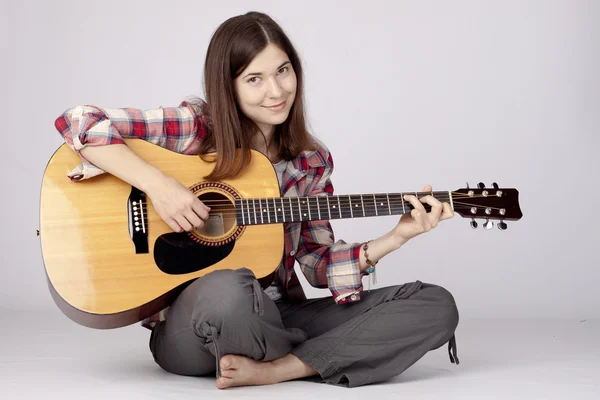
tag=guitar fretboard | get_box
[234,192,452,225]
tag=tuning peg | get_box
[483,219,494,230]
[466,182,470,189]
[478,182,485,189]
[492,182,499,189]
[498,221,507,230]
[470,219,478,229]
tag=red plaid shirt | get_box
[54,101,365,327]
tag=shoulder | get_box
[179,97,212,139]
[301,135,333,170]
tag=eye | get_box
[279,66,289,74]
[247,76,261,84]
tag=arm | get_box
[53,101,211,232]
[53,101,206,188]
[294,151,406,304]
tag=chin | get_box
[261,112,291,126]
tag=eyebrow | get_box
[242,61,290,79]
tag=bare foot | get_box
[216,355,276,389]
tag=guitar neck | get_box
[234,191,454,225]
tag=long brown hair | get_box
[189,11,316,181]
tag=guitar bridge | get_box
[127,186,149,254]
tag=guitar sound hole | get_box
[196,192,236,238]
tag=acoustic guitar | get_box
[38,139,523,329]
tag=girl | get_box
[54,11,459,389]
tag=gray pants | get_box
[149,268,459,387]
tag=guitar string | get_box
[189,193,503,206]
[153,202,507,220]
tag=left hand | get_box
[392,185,454,243]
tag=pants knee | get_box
[431,285,459,336]
[190,268,256,325]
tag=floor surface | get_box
[2,308,599,399]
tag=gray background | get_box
[2,0,598,322]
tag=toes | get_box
[216,377,233,389]
[220,355,236,370]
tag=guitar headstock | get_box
[453,182,522,230]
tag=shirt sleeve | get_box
[294,151,366,304]
[53,101,207,181]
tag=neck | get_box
[235,191,454,226]
[252,125,277,161]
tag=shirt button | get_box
[290,250,296,256]
[350,294,357,301]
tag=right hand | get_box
[145,175,210,232]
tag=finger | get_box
[411,207,431,231]
[192,201,210,220]
[420,195,443,225]
[184,210,204,229]
[404,194,426,212]
[440,202,454,220]
[175,215,194,232]
[421,184,432,193]
[166,217,184,233]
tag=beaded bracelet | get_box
[363,240,378,290]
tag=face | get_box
[234,43,297,135]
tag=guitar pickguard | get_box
[153,232,235,275]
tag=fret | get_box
[348,196,353,218]
[240,199,245,225]
[374,194,390,216]
[317,196,330,220]
[386,193,391,215]
[289,197,295,222]
[379,194,388,216]
[306,196,320,221]
[336,196,343,219]
[373,194,378,216]
[297,197,303,221]
[338,195,352,219]
[389,193,405,216]
[275,198,281,223]
[325,196,332,219]
[298,197,308,221]
[360,195,366,217]
[315,196,322,220]
[245,199,252,225]
[252,199,257,225]
[284,198,291,222]
[279,198,287,222]
[268,198,277,223]
[280,197,289,222]
[235,199,241,225]
[350,195,364,218]
[362,194,377,217]
[258,199,264,224]
[402,193,406,214]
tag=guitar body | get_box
[39,139,283,329]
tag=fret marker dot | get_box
[303,213,307,216]
[263,210,266,213]
[355,205,358,207]
[333,205,336,208]
[278,208,281,211]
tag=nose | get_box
[266,77,283,98]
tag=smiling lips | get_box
[263,101,286,110]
